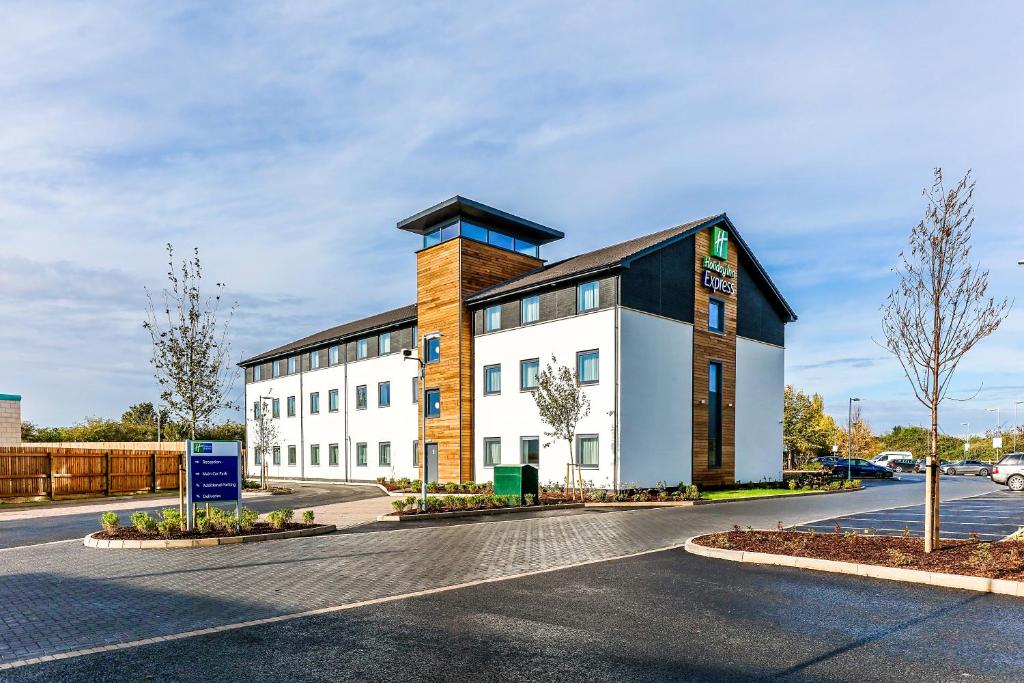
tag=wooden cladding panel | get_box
[416,238,542,482]
[691,229,739,488]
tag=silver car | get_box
[992,453,1024,491]
[941,459,993,476]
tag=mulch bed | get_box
[694,530,1024,580]
[95,522,320,541]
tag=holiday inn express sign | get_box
[702,226,736,295]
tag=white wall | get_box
[618,309,693,487]
[245,352,419,482]
[473,308,617,487]
[734,336,785,483]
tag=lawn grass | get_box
[700,488,820,500]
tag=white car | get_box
[871,451,914,468]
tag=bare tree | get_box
[881,168,1010,552]
[144,244,239,439]
[251,398,278,489]
[532,356,591,499]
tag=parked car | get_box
[990,453,1024,491]
[940,460,992,476]
[886,458,918,473]
[813,455,843,468]
[832,458,895,479]
[914,458,951,473]
[871,451,914,467]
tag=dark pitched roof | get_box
[239,303,417,366]
[464,214,723,302]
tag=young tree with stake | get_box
[532,356,591,500]
[881,168,1010,553]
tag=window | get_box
[287,396,296,417]
[461,221,488,242]
[356,443,367,466]
[287,445,297,466]
[310,392,320,415]
[484,305,501,332]
[378,381,391,407]
[310,351,320,369]
[440,221,460,241]
[329,389,339,412]
[272,446,281,465]
[484,365,501,395]
[520,358,540,391]
[253,365,262,381]
[424,229,442,248]
[421,219,541,258]
[379,442,391,467]
[272,360,281,378]
[426,336,440,363]
[412,376,419,403]
[379,332,391,355]
[412,326,418,348]
[329,345,339,365]
[252,401,260,419]
[287,356,296,374]
[521,295,540,325]
[272,398,280,419]
[488,229,514,250]
[329,443,339,467]
[577,280,600,312]
[356,338,368,360]
[709,299,725,334]
[254,448,262,465]
[412,440,419,467]
[356,385,367,410]
[708,361,723,469]
[515,238,539,258]
[521,437,540,466]
[576,435,599,468]
[484,438,501,467]
[577,350,599,385]
[425,388,440,418]
[310,444,320,466]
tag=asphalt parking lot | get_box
[794,481,1024,541]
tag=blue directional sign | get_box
[185,440,242,529]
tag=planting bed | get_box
[94,522,322,541]
[693,530,1024,580]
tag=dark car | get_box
[832,458,895,479]
[813,455,843,468]
[914,459,951,473]
[886,458,918,473]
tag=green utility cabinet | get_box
[493,464,539,504]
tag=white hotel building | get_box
[241,197,796,489]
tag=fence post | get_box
[151,452,157,492]
[104,452,111,497]
[48,452,54,501]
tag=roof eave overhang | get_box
[397,195,565,245]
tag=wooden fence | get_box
[0,445,184,501]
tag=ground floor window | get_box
[708,361,723,469]
[287,445,297,466]
[310,444,320,466]
[329,443,339,466]
[484,438,501,467]
[520,437,539,466]
[254,448,262,466]
[379,442,391,467]
[273,446,281,465]
[413,440,419,467]
[576,435,599,468]
[356,443,367,466]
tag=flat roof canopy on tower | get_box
[397,196,564,245]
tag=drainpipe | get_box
[299,360,305,481]
[343,343,350,482]
[613,277,621,493]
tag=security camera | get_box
[402,348,413,358]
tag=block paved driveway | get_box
[0,475,1001,669]
[794,487,1024,541]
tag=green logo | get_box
[710,226,729,260]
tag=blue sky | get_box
[1,2,1022,439]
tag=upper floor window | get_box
[379,442,391,467]
[709,299,725,334]
[356,338,368,360]
[521,296,540,325]
[412,325,418,348]
[329,389,339,412]
[272,360,281,378]
[484,305,501,332]
[378,381,391,408]
[310,392,320,415]
[577,281,600,313]
[520,358,540,391]
[577,350,599,385]
[286,396,296,417]
[252,401,261,420]
[287,357,296,374]
[309,351,320,370]
[426,336,441,364]
[421,219,539,258]
[412,376,419,403]
[379,332,392,355]
[484,365,501,395]
[425,388,440,418]
[272,398,280,418]
[356,385,367,410]
[514,238,538,258]
[253,365,262,381]
[329,345,339,365]
[272,446,281,465]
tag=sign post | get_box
[185,440,243,531]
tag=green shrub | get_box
[239,507,258,532]
[302,510,315,524]
[524,493,536,506]
[100,511,119,532]
[158,518,179,537]
[461,481,475,492]
[207,507,236,532]
[444,482,460,493]
[266,508,293,529]
[683,484,701,501]
[426,481,440,493]
[130,511,157,534]
[195,515,212,533]
[392,499,406,512]
[159,508,183,533]
[410,479,422,491]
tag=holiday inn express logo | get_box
[710,226,729,260]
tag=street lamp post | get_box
[404,336,437,512]
[1014,401,1023,453]
[961,421,970,456]
[847,397,860,481]
[258,393,274,490]
[987,407,1001,458]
